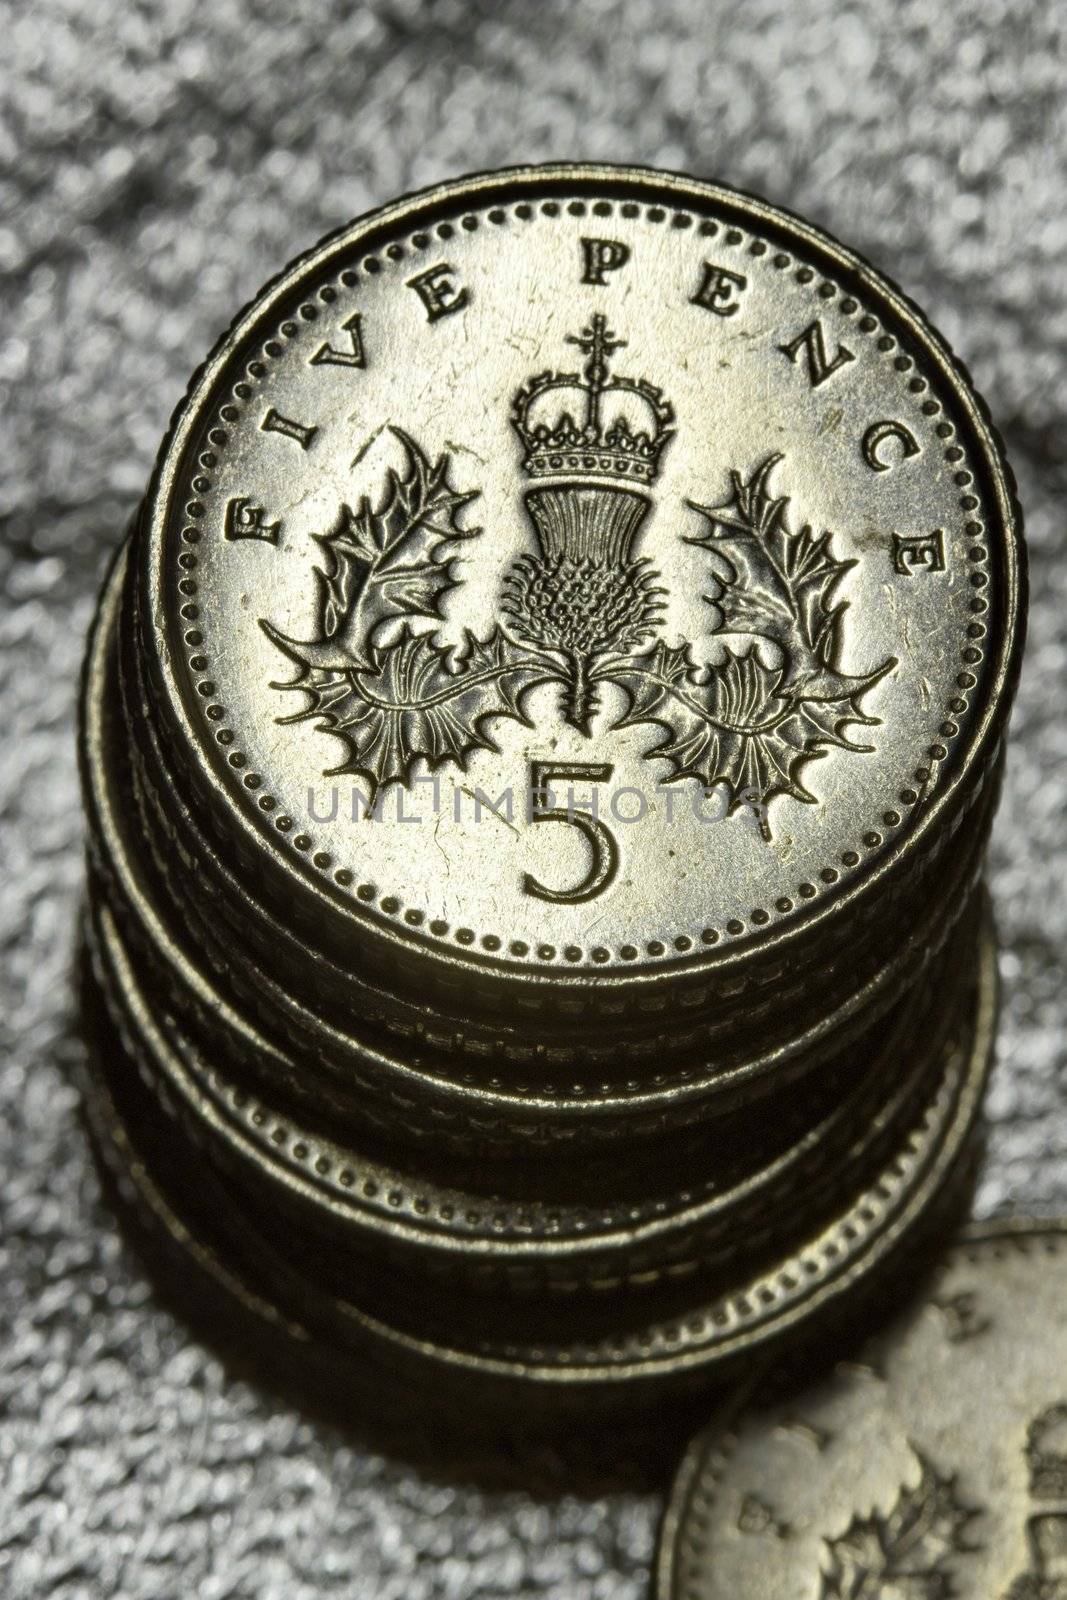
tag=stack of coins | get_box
[78,164,1024,1415]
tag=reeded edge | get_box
[654,1214,1067,1600]
[136,162,1025,1003]
[79,912,996,1390]
[86,889,970,1279]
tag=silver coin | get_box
[86,887,975,1295]
[125,540,1003,1073]
[86,548,990,1148]
[657,1220,1067,1599]
[81,902,996,1395]
[133,164,1023,1020]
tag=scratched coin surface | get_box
[657,1221,1067,1600]
[136,164,1022,998]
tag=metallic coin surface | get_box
[136,164,1023,1009]
[81,900,996,1395]
[657,1220,1067,1600]
[87,550,988,1149]
[86,890,971,1294]
[124,530,1003,1082]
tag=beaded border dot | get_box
[473,1033,972,1363]
[169,982,932,1251]
[172,197,992,967]
[90,888,977,1300]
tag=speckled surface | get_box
[1,3,1065,1596]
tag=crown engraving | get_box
[1027,1406,1067,1502]
[502,318,673,727]
[1003,1406,1067,1598]
[512,314,674,499]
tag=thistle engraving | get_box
[263,320,892,825]
[817,1452,979,1600]
[504,314,671,731]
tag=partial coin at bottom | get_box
[658,1219,1067,1599]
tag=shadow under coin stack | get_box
[78,164,1025,1421]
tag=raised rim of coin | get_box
[87,891,970,1289]
[81,912,996,1388]
[136,162,1025,1004]
[92,546,991,1130]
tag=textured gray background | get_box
[2,2,1065,1596]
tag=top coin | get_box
[137,164,1024,999]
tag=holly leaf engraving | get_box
[817,1454,979,1600]
[272,626,552,797]
[263,428,480,671]
[263,431,894,823]
[607,639,879,810]
[687,454,798,639]
[599,455,893,822]
[686,453,888,700]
